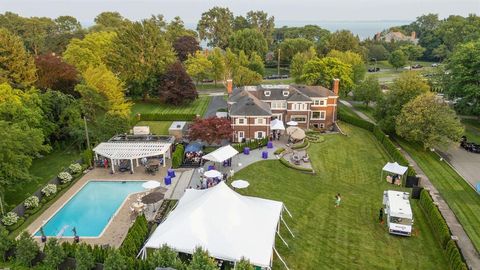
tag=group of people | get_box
[270,131,281,141]
[184,151,203,166]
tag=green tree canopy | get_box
[300,57,354,96]
[208,47,226,85]
[353,76,382,107]
[0,225,12,262]
[444,39,480,116]
[235,257,254,270]
[367,44,389,61]
[75,243,95,270]
[326,30,362,54]
[399,44,426,61]
[15,232,39,267]
[188,247,218,270]
[290,47,317,83]
[228,28,268,57]
[147,244,185,270]
[247,52,265,76]
[63,31,116,73]
[197,7,234,48]
[185,51,213,84]
[327,49,366,84]
[234,66,262,86]
[375,72,430,133]
[0,28,37,88]
[396,92,464,149]
[245,10,275,45]
[43,238,66,269]
[103,249,127,270]
[108,19,176,98]
[92,11,130,32]
[166,16,197,42]
[277,38,315,63]
[388,49,408,70]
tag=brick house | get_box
[227,79,339,142]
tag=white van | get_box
[383,190,413,236]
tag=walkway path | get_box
[339,100,375,123]
[437,146,480,189]
[204,95,227,118]
[342,99,480,269]
[169,169,194,200]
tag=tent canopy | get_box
[93,141,171,160]
[202,145,238,163]
[142,182,283,268]
[270,119,285,130]
[286,127,306,141]
[382,162,408,175]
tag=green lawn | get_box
[136,121,172,135]
[462,118,480,144]
[396,138,480,252]
[4,146,81,209]
[352,103,376,121]
[131,96,211,117]
[233,123,447,270]
[338,103,359,119]
[195,82,225,91]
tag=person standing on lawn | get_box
[335,193,341,207]
[379,207,384,224]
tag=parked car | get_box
[460,136,480,153]
[411,64,423,69]
[431,63,439,67]
[368,67,380,72]
[265,74,289,80]
[201,79,214,83]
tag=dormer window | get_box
[264,91,271,97]
[282,91,289,97]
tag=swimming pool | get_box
[36,181,146,237]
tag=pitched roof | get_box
[229,90,271,116]
[293,85,335,97]
[286,90,312,102]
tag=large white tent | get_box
[140,182,293,269]
[202,144,239,163]
[270,119,285,130]
[381,162,409,184]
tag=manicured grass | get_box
[234,124,448,270]
[136,121,172,135]
[338,103,359,119]
[462,118,480,144]
[396,138,480,252]
[131,96,211,116]
[4,146,81,209]
[195,82,225,91]
[352,103,376,121]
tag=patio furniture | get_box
[167,168,176,178]
[243,147,250,155]
[164,176,172,185]
[262,151,268,159]
[302,153,310,163]
[267,141,273,148]
[208,165,215,171]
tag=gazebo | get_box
[381,162,409,185]
[93,141,172,173]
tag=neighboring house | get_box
[375,31,418,45]
[227,80,339,142]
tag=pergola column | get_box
[130,159,134,173]
[111,158,115,173]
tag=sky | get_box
[1,0,478,26]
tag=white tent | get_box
[381,162,409,184]
[202,145,239,163]
[270,119,285,130]
[140,182,293,269]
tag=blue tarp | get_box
[185,142,203,152]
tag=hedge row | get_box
[337,110,375,131]
[120,215,149,258]
[291,140,310,150]
[419,190,468,270]
[172,144,184,168]
[279,157,314,173]
[232,138,268,152]
[138,113,196,121]
[62,242,112,264]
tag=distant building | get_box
[375,31,418,44]
[227,80,339,142]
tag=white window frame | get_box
[291,103,307,111]
[290,115,307,123]
[256,131,266,139]
[311,111,326,120]
[272,113,282,121]
[238,131,245,141]
[282,91,289,97]
[271,101,287,110]
[255,118,265,125]
[236,118,247,125]
[264,91,271,97]
[312,98,327,107]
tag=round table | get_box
[132,202,145,213]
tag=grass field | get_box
[4,146,81,209]
[396,138,480,252]
[136,121,173,135]
[233,123,447,270]
[195,82,225,91]
[132,96,211,117]
[462,118,480,144]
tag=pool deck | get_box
[25,162,175,248]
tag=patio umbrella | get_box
[204,170,222,178]
[286,121,298,126]
[231,180,250,189]
[142,180,161,189]
[286,127,306,141]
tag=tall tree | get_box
[234,66,262,86]
[233,16,249,31]
[246,10,275,45]
[248,52,265,76]
[20,16,56,55]
[0,225,12,262]
[15,232,39,267]
[173,35,201,62]
[188,117,234,144]
[75,243,95,270]
[0,28,37,88]
[375,72,430,133]
[188,247,219,270]
[399,44,426,61]
[353,76,382,107]
[157,61,198,105]
[108,19,176,98]
[290,47,317,83]
[396,92,464,149]
[35,53,79,95]
[43,238,66,269]
[92,11,129,32]
[388,49,408,70]
[228,28,268,57]
[277,38,314,63]
[444,39,480,116]
[208,47,226,86]
[300,57,354,95]
[367,44,389,61]
[103,249,126,270]
[327,50,366,84]
[197,7,234,48]
[147,244,185,270]
[46,16,85,54]
[166,16,197,42]
[326,30,362,53]
[63,31,116,73]
[185,51,213,84]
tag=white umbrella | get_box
[142,180,161,189]
[231,180,250,189]
[204,170,222,178]
[286,121,298,126]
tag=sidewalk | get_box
[342,99,480,269]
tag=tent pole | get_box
[130,159,134,173]
[276,231,289,248]
[283,205,293,218]
[273,247,290,270]
[281,215,295,238]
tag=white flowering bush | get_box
[69,163,82,174]
[41,184,57,197]
[1,212,19,226]
[58,171,72,184]
[24,195,39,209]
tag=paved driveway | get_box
[204,95,227,118]
[438,145,480,188]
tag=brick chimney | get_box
[411,31,416,39]
[226,79,233,94]
[333,78,340,96]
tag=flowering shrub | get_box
[1,212,19,226]
[69,163,82,174]
[58,171,72,184]
[41,184,57,197]
[24,196,39,209]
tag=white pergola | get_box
[93,141,172,173]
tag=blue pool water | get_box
[36,181,146,237]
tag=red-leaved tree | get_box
[188,117,233,144]
[157,61,198,105]
[35,53,79,96]
[173,35,201,62]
